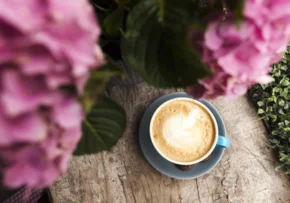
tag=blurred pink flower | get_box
[187,0,290,99]
[0,0,104,189]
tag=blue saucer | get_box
[139,92,227,179]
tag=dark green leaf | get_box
[263,92,270,98]
[90,0,116,11]
[115,0,140,8]
[74,96,126,155]
[121,0,210,88]
[115,0,130,5]
[103,7,125,37]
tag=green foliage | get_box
[249,46,290,175]
[103,7,125,37]
[90,0,245,87]
[121,0,211,88]
[77,58,126,156]
[77,0,246,156]
[74,96,126,155]
[80,57,124,113]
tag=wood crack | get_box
[176,182,183,203]
[118,175,129,203]
[101,154,109,201]
[195,179,201,203]
[142,173,153,201]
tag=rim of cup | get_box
[149,97,219,165]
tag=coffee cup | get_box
[149,98,230,165]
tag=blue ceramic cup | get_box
[149,98,230,165]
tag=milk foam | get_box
[162,109,202,151]
[151,99,216,162]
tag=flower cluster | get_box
[187,0,290,99]
[0,0,104,188]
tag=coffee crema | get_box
[151,99,216,163]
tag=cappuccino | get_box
[151,99,216,163]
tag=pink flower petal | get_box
[51,95,84,129]
[0,111,47,146]
[1,70,53,116]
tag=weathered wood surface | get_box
[50,82,290,203]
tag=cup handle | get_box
[216,136,230,148]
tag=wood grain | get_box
[50,82,290,203]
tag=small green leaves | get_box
[249,45,290,175]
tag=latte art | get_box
[151,99,216,163]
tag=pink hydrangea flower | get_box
[187,0,290,99]
[0,0,104,188]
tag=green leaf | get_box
[279,109,285,115]
[115,0,130,6]
[280,65,288,71]
[274,70,281,77]
[263,92,270,98]
[270,114,277,119]
[90,0,116,12]
[275,165,283,171]
[74,96,126,155]
[257,101,264,107]
[258,108,265,114]
[278,99,285,106]
[282,90,288,99]
[80,58,124,113]
[271,130,279,136]
[267,97,274,102]
[281,79,290,86]
[103,7,124,37]
[121,0,210,88]
[115,0,140,8]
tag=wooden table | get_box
[51,82,290,203]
